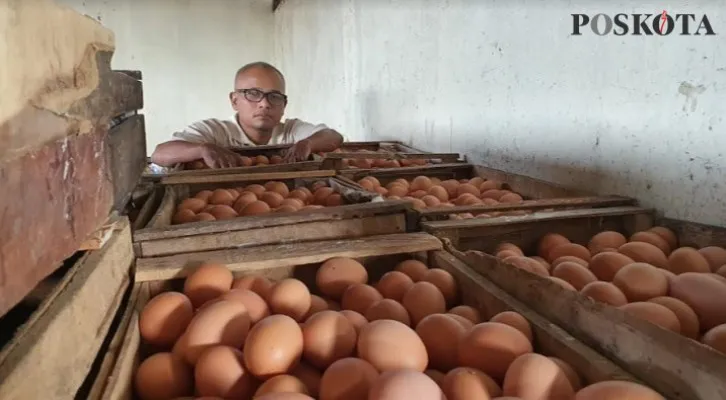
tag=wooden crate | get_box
[423,207,726,400]
[133,171,416,258]
[321,151,463,170]
[324,140,428,154]
[88,232,655,399]
[340,163,636,220]
[0,217,134,400]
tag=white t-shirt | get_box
[171,115,330,147]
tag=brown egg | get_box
[324,193,343,207]
[612,263,668,302]
[195,346,256,398]
[313,187,335,205]
[369,370,444,400]
[441,367,502,400]
[232,275,273,300]
[255,375,309,397]
[195,190,214,202]
[503,353,574,399]
[173,209,197,225]
[618,242,668,269]
[302,311,357,369]
[395,259,429,282]
[289,189,309,203]
[580,281,628,307]
[375,271,414,302]
[438,180,458,198]
[256,393,314,400]
[648,296,700,339]
[499,192,524,203]
[698,246,726,272]
[547,243,591,263]
[339,310,368,334]
[667,247,711,274]
[537,233,571,260]
[241,184,264,196]
[410,176,433,191]
[409,190,428,199]
[316,257,368,300]
[548,276,577,291]
[481,198,500,206]
[496,249,522,259]
[276,205,299,213]
[242,201,272,216]
[221,289,270,324]
[588,231,627,255]
[648,226,679,249]
[717,264,726,278]
[702,324,726,354]
[374,186,389,196]
[549,357,583,391]
[365,299,411,325]
[261,191,285,208]
[552,262,597,291]
[420,195,441,207]
[402,281,447,326]
[574,381,665,400]
[208,189,235,206]
[341,284,383,315]
[415,314,467,371]
[530,256,551,271]
[630,231,672,255]
[422,268,458,306]
[227,188,241,198]
[387,184,409,197]
[303,294,330,320]
[669,272,726,330]
[427,186,449,202]
[457,183,480,198]
[194,212,217,222]
[496,243,525,256]
[357,319,428,372]
[480,189,504,200]
[458,322,533,382]
[489,311,533,342]
[255,155,270,165]
[179,198,208,213]
[358,178,376,191]
[184,300,251,364]
[502,256,550,278]
[233,192,259,212]
[270,155,284,164]
[479,180,502,191]
[448,305,481,324]
[424,370,446,387]
[209,205,238,220]
[268,279,312,321]
[364,176,382,187]
[319,357,378,400]
[619,302,681,333]
[135,352,193,400]
[588,252,635,281]
[140,292,194,347]
[184,263,233,308]
[244,315,304,379]
[240,156,254,167]
[290,362,322,398]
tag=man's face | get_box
[231,67,286,131]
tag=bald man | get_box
[150,62,344,168]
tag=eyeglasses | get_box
[234,88,288,106]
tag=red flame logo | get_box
[659,10,668,33]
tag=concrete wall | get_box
[274,0,726,225]
[59,0,274,153]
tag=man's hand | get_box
[200,143,244,168]
[283,139,313,163]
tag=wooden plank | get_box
[339,163,473,181]
[107,114,146,211]
[135,232,443,281]
[450,245,726,400]
[326,152,461,161]
[131,187,164,231]
[658,217,726,248]
[159,169,335,185]
[79,214,121,250]
[473,164,590,198]
[161,160,323,178]
[0,218,134,400]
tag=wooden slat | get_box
[107,114,146,211]
[326,152,461,161]
[473,164,590,198]
[135,232,443,281]
[131,187,164,231]
[159,169,335,185]
[160,160,323,178]
[0,218,134,400]
[658,217,726,248]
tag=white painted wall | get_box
[274,0,726,225]
[58,0,274,153]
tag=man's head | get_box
[230,62,287,132]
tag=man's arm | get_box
[282,128,344,162]
[151,141,243,169]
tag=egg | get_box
[233,192,259,212]
[618,242,668,269]
[242,201,272,216]
[489,311,533,342]
[448,305,481,324]
[195,190,214,202]
[457,183,480,198]
[499,192,524,203]
[612,263,668,302]
[209,205,238,220]
[481,198,500,206]
[647,296,700,339]
[441,367,502,400]
[717,264,726,278]
[232,275,273,300]
[314,257,369,300]
[255,155,270,165]
[702,324,726,354]
[415,314,467,371]
[669,272,726,330]
[386,184,408,197]
[261,191,285,208]
[311,187,334,205]
[438,180,458,198]
[365,299,411,325]
[502,256,550,278]
[574,381,665,400]
[496,249,522,259]
[339,310,368,334]
[530,256,551,271]
[268,279,312,321]
[173,209,197,224]
[324,193,343,207]
[289,189,309,203]
[375,271,414,302]
[698,246,726,272]
[276,205,299,213]
[547,243,591,263]
[179,198,207,213]
[244,315,304,379]
[667,247,711,274]
[290,362,322,398]
[374,186,389,196]
[184,263,233,308]
[648,226,679,249]
[135,352,193,400]
[424,370,446,387]
[139,292,194,347]
[341,284,383,315]
[410,176,433,191]
[207,189,234,206]
[479,180,502,191]
[184,300,251,364]
[255,375,309,397]
[588,231,627,255]
[537,233,571,260]
[302,310,357,368]
[549,357,583,391]
[395,259,430,282]
[619,302,681,333]
[446,314,475,330]
[240,156,254,167]
[422,268,459,306]
[630,231,672,255]
[503,353,574,399]
[256,393,314,400]
[371,370,446,400]
[427,186,449,202]
[195,346,256,398]
[270,155,284,164]
[552,262,597,291]
[548,276,577,291]
[194,212,217,222]
[458,322,533,382]
[319,357,378,400]
[580,281,628,307]
[588,252,635,281]
[245,184,267,197]
[303,294,330,320]
[357,319,428,372]
[402,281,447,326]
[221,289,270,324]
[480,189,503,200]
[496,243,524,256]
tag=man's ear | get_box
[229,92,237,107]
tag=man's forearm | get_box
[150,140,205,167]
[304,129,344,153]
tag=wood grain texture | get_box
[0,218,133,400]
[159,169,335,185]
[107,114,146,211]
[657,217,726,248]
[150,160,323,180]
[325,152,461,161]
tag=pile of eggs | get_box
[172,181,344,224]
[486,226,726,354]
[135,258,663,400]
[185,154,288,170]
[319,149,436,169]
[356,175,526,218]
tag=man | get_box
[150,62,344,168]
